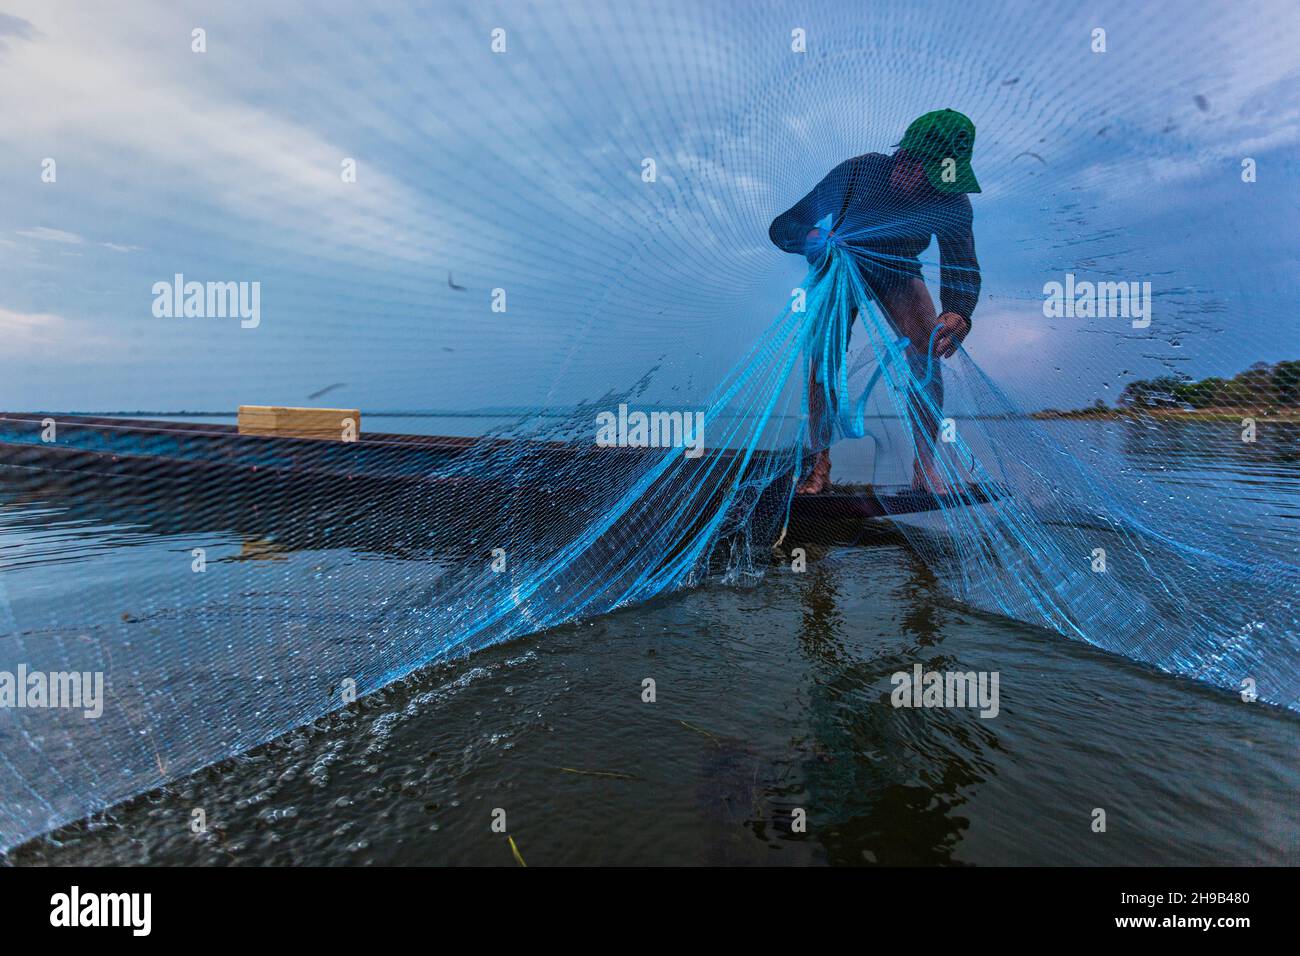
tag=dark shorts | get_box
[857,261,920,303]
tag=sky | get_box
[1,0,1298,414]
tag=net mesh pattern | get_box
[0,0,1296,850]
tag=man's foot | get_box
[797,451,832,494]
[912,456,949,496]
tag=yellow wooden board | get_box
[236,405,360,441]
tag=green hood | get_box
[896,109,981,194]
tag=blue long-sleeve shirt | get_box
[769,152,981,322]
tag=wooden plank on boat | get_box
[237,405,359,440]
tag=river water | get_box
[2,417,1296,864]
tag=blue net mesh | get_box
[0,0,1297,850]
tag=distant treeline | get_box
[1034,360,1300,419]
[1118,360,1300,409]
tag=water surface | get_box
[2,418,1296,864]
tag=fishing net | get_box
[1,0,1297,850]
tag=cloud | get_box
[15,226,83,244]
[0,2,442,266]
[0,307,115,359]
[0,12,37,47]
[14,228,142,255]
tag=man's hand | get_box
[934,312,971,358]
[803,227,834,264]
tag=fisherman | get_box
[769,109,982,494]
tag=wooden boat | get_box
[0,413,997,546]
